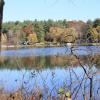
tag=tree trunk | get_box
[0,0,4,51]
[90,78,93,100]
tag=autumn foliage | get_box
[1,19,100,45]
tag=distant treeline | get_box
[2,18,100,45]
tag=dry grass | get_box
[0,90,22,100]
[0,89,72,100]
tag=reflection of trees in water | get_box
[0,54,100,99]
[0,55,100,69]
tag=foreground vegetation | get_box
[0,89,73,100]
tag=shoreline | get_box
[1,43,100,50]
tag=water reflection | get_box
[0,46,100,99]
[0,55,71,69]
[0,54,100,69]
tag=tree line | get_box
[1,18,100,45]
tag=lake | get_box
[0,46,100,99]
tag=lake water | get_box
[1,46,100,57]
[0,46,100,99]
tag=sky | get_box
[3,0,100,22]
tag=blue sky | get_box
[3,0,100,22]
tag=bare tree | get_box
[0,0,4,50]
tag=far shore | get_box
[1,42,100,50]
